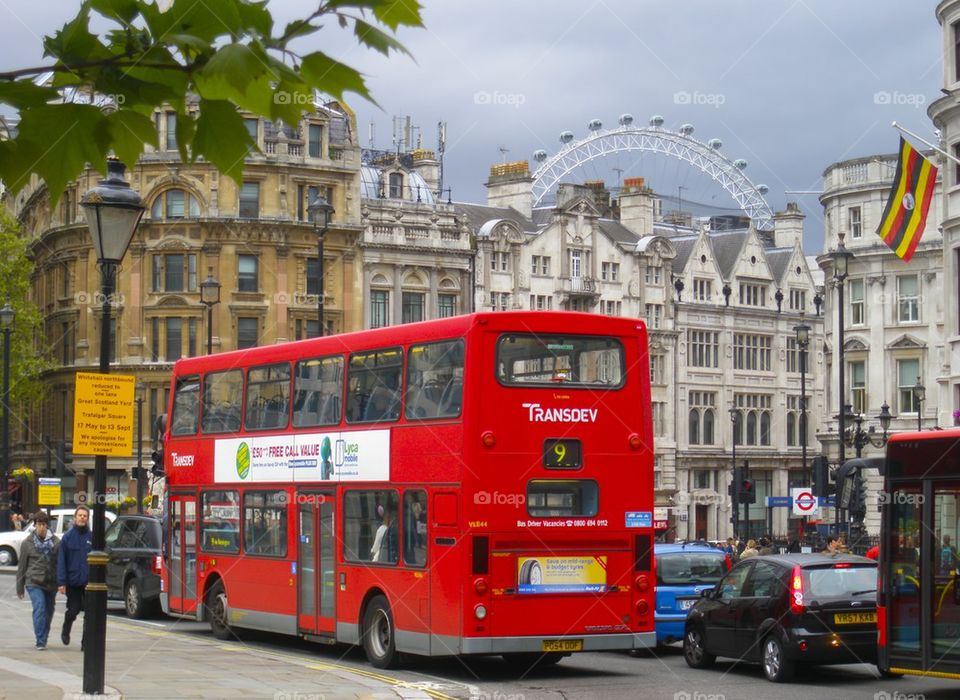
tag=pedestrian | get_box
[822,536,840,554]
[787,538,801,554]
[740,539,759,559]
[758,537,775,555]
[58,505,92,649]
[16,511,60,650]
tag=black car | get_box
[683,553,878,682]
[104,514,163,618]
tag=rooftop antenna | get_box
[499,146,510,163]
[612,166,625,188]
[437,121,447,199]
[367,120,376,149]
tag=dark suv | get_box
[105,515,163,618]
[683,553,878,682]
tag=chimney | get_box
[410,148,440,197]
[773,202,805,249]
[618,177,655,236]
[486,161,532,218]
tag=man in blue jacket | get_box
[57,505,91,648]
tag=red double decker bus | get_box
[159,311,656,667]
[879,428,960,679]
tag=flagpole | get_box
[892,121,960,167]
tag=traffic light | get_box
[55,441,73,476]
[812,455,833,498]
[850,473,868,519]
[740,477,756,504]
[150,450,164,477]
[131,466,143,480]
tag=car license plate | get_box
[834,612,877,624]
[542,639,583,652]
[679,598,697,611]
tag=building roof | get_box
[710,229,749,278]
[669,235,698,273]
[454,202,536,234]
[766,248,793,284]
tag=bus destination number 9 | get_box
[543,439,581,469]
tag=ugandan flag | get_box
[876,137,938,262]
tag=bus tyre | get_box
[124,578,147,619]
[362,595,398,669]
[207,580,232,640]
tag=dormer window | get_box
[308,124,323,158]
[389,172,404,198]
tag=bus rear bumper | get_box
[458,631,655,654]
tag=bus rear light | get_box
[481,431,496,447]
[635,599,649,615]
[798,640,808,652]
[628,433,642,450]
[790,565,805,615]
[474,577,488,595]
[153,555,162,575]
[634,574,650,592]
[474,604,488,620]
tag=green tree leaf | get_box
[192,99,255,183]
[354,19,410,57]
[104,110,159,169]
[0,81,60,109]
[372,0,424,31]
[89,0,140,24]
[301,51,372,103]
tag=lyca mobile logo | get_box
[522,402,598,423]
[236,442,251,479]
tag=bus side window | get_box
[171,375,200,436]
[202,370,243,433]
[402,490,427,567]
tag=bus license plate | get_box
[834,612,877,625]
[542,639,583,652]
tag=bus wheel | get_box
[362,595,398,669]
[207,580,232,640]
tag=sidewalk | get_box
[0,567,440,699]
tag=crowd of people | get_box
[14,506,92,651]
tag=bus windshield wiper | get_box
[850,588,877,596]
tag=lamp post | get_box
[200,268,221,355]
[729,406,739,540]
[829,232,852,534]
[794,320,811,486]
[307,194,334,337]
[0,302,13,533]
[913,377,925,432]
[135,380,144,514]
[80,158,144,695]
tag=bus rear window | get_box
[526,480,599,518]
[496,334,624,387]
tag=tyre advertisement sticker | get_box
[517,555,607,594]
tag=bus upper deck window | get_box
[496,334,624,388]
[170,375,200,436]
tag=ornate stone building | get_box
[458,163,825,541]
[13,98,362,502]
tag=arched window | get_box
[703,408,715,445]
[388,172,404,198]
[786,413,796,447]
[151,189,201,219]
[689,409,700,445]
[746,411,757,445]
[760,412,771,446]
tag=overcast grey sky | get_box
[0,1,943,252]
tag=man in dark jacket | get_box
[57,505,91,648]
[16,511,60,649]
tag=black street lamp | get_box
[200,268,221,355]
[135,380,145,514]
[0,301,13,533]
[80,158,144,695]
[729,406,739,540]
[829,231,853,535]
[913,377,925,432]
[794,320,811,486]
[841,402,894,457]
[308,194,334,337]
